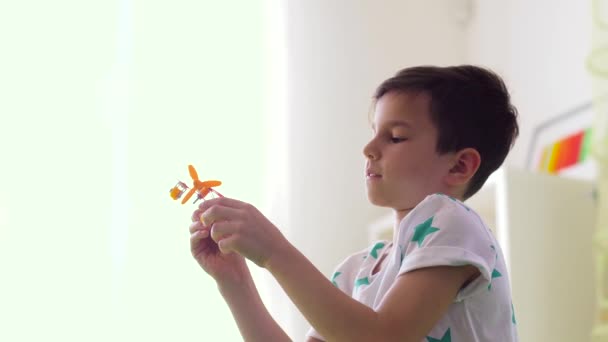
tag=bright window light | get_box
[0,1,275,341]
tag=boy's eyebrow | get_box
[371,120,413,131]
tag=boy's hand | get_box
[197,197,288,268]
[189,207,249,285]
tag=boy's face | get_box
[363,91,455,211]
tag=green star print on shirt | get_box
[331,272,341,287]
[427,328,451,342]
[370,242,385,259]
[488,268,502,290]
[412,216,440,247]
[354,277,370,290]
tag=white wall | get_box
[465,1,595,340]
[281,0,469,338]
[466,0,593,169]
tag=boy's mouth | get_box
[366,170,382,178]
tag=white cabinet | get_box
[368,167,597,341]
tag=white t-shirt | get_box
[306,194,518,341]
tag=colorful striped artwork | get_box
[537,128,593,174]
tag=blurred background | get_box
[0,0,602,341]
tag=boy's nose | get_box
[363,143,379,160]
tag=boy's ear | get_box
[446,148,481,186]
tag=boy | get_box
[189,65,519,341]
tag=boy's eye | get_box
[390,137,407,143]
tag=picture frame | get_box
[526,101,597,181]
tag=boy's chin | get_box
[366,193,394,207]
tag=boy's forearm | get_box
[266,243,382,342]
[218,275,291,342]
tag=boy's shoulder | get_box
[398,193,493,243]
[405,193,480,225]
[416,193,473,214]
[397,194,503,302]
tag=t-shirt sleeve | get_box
[305,326,325,340]
[397,196,497,301]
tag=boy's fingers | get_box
[210,221,240,242]
[191,208,204,222]
[198,197,248,212]
[190,230,210,251]
[217,235,239,254]
[200,205,243,225]
[189,221,206,233]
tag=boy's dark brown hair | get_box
[373,65,519,199]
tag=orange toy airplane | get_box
[169,165,224,204]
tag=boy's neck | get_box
[394,208,413,229]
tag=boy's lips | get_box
[366,169,382,178]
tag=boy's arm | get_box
[218,272,292,342]
[196,197,478,341]
[189,203,290,342]
[267,242,477,342]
